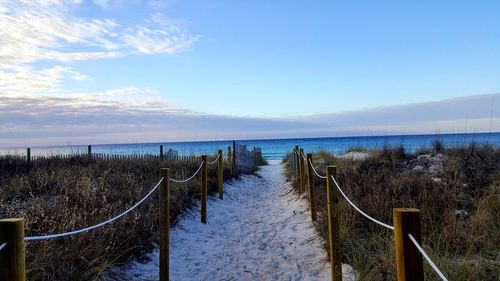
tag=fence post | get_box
[26,148,30,163]
[160,145,164,160]
[227,146,232,165]
[393,208,424,281]
[293,145,299,174]
[217,150,223,200]
[87,145,92,158]
[0,218,26,281]
[326,166,342,281]
[298,148,305,193]
[159,168,170,281]
[201,155,208,224]
[232,141,236,175]
[306,154,317,221]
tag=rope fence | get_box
[308,158,327,179]
[330,175,394,230]
[291,146,449,281]
[169,161,205,183]
[24,178,164,241]
[408,234,449,281]
[0,148,243,281]
[207,153,220,165]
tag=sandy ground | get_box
[106,160,356,281]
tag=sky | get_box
[0,0,499,147]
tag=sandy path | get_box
[111,160,355,281]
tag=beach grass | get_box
[0,154,250,281]
[285,142,500,281]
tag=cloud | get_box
[93,0,123,9]
[0,65,89,95]
[0,92,498,147]
[0,1,198,65]
[0,92,316,146]
[279,93,500,138]
[122,13,199,55]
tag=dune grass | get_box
[285,142,499,281]
[0,154,245,281]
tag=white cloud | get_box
[122,13,199,54]
[0,92,498,147]
[0,1,198,66]
[0,65,88,95]
[93,0,124,9]
[148,0,170,10]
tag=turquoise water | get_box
[1,133,499,160]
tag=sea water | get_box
[1,133,499,160]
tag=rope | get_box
[308,158,327,179]
[0,242,6,251]
[207,154,220,165]
[300,151,307,161]
[408,234,449,281]
[331,175,394,230]
[169,161,204,183]
[24,178,164,241]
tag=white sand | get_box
[109,160,356,281]
[337,151,369,161]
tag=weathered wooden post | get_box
[26,148,30,163]
[227,146,232,165]
[0,218,26,281]
[232,141,236,175]
[298,148,305,193]
[306,153,317,221]
[159,168,170,281]
[201,155,208,224]
[160,145,164,160]
[393,208,424,281]
[87,145,92,158]
[326,166,342,281]
[294,145,299,175]
[217,150,223,200]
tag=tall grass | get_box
[285,143,499,281]
[0,155,241,281]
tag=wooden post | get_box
[306,154,317,221]
[298,148,305,193]
[232,141,236,175]
[293,145,299,174]
[326,166,342,281]
[393,208,424,281]
[160,145,164,160]
[201,155,208,224]
[87,145,92,158]
[0,218,26,281]
[227,146,232,165]
[26,148,30,163]
[217,150,223,200]
[159,168,170,281]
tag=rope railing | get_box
[294,148,449,281]
[24,178,164,241]
[169,161,205,183]
[408,234,449,281]
[0,149,240,281]
[207,154,220,165]
[308,158,327,179]
[330,175,394,230]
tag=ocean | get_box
[1,133,499,160]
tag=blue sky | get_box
[1,0,499,146]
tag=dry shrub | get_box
[286,144,500,281]
[0,155,236,281]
